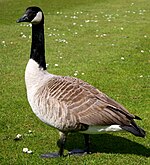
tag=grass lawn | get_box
[0,0,150,164]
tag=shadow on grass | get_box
[62,133,150,157]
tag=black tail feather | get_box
[135,115,142,120]
[121,120,146,138]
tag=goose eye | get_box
[29,12,36,18]
[32,12,36,17]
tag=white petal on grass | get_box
[16,134,22,138]
[73,22,77,25]
[74,70,79,76]
[54,64,59,67]
[121,57,125,60]
[100,34,107,37]
[141,50,144,53]
[26,24,32,27]
[85,20,90,23]
[71,16,78,19]
[27,150,33,154]
[22,34,27,38]
[139,75,143,78]
[23,148,33,154]
[56,39,68,44]
[139,13,143,15]
[23,148,28,153]
[14,134,22,140]
[74,73,78,76]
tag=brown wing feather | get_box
[44,76,135,126]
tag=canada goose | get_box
[17,7,146,158]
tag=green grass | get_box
[0,0,150,164]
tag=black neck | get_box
[30,23,46,70]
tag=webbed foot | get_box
[40,152,61,158]
[68,149,90,156]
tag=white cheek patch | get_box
[31,11,42,24]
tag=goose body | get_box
[17,7,146,157]
[26,59,123,133]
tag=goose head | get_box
[17,6,44,25]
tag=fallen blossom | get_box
[73,22,77,25]
[22,34,27,38]
[27,150,33,154]
[23,148,28,153]
[23,148,33,154]
[74,73,78,76]
[74,71,78,76]
[14,134,22,140]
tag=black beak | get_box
[16,14,29,23]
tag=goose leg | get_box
[84,134,90,153]
[41,132,67,158]
[68,134,91,156]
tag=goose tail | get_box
[121,119,146,138]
